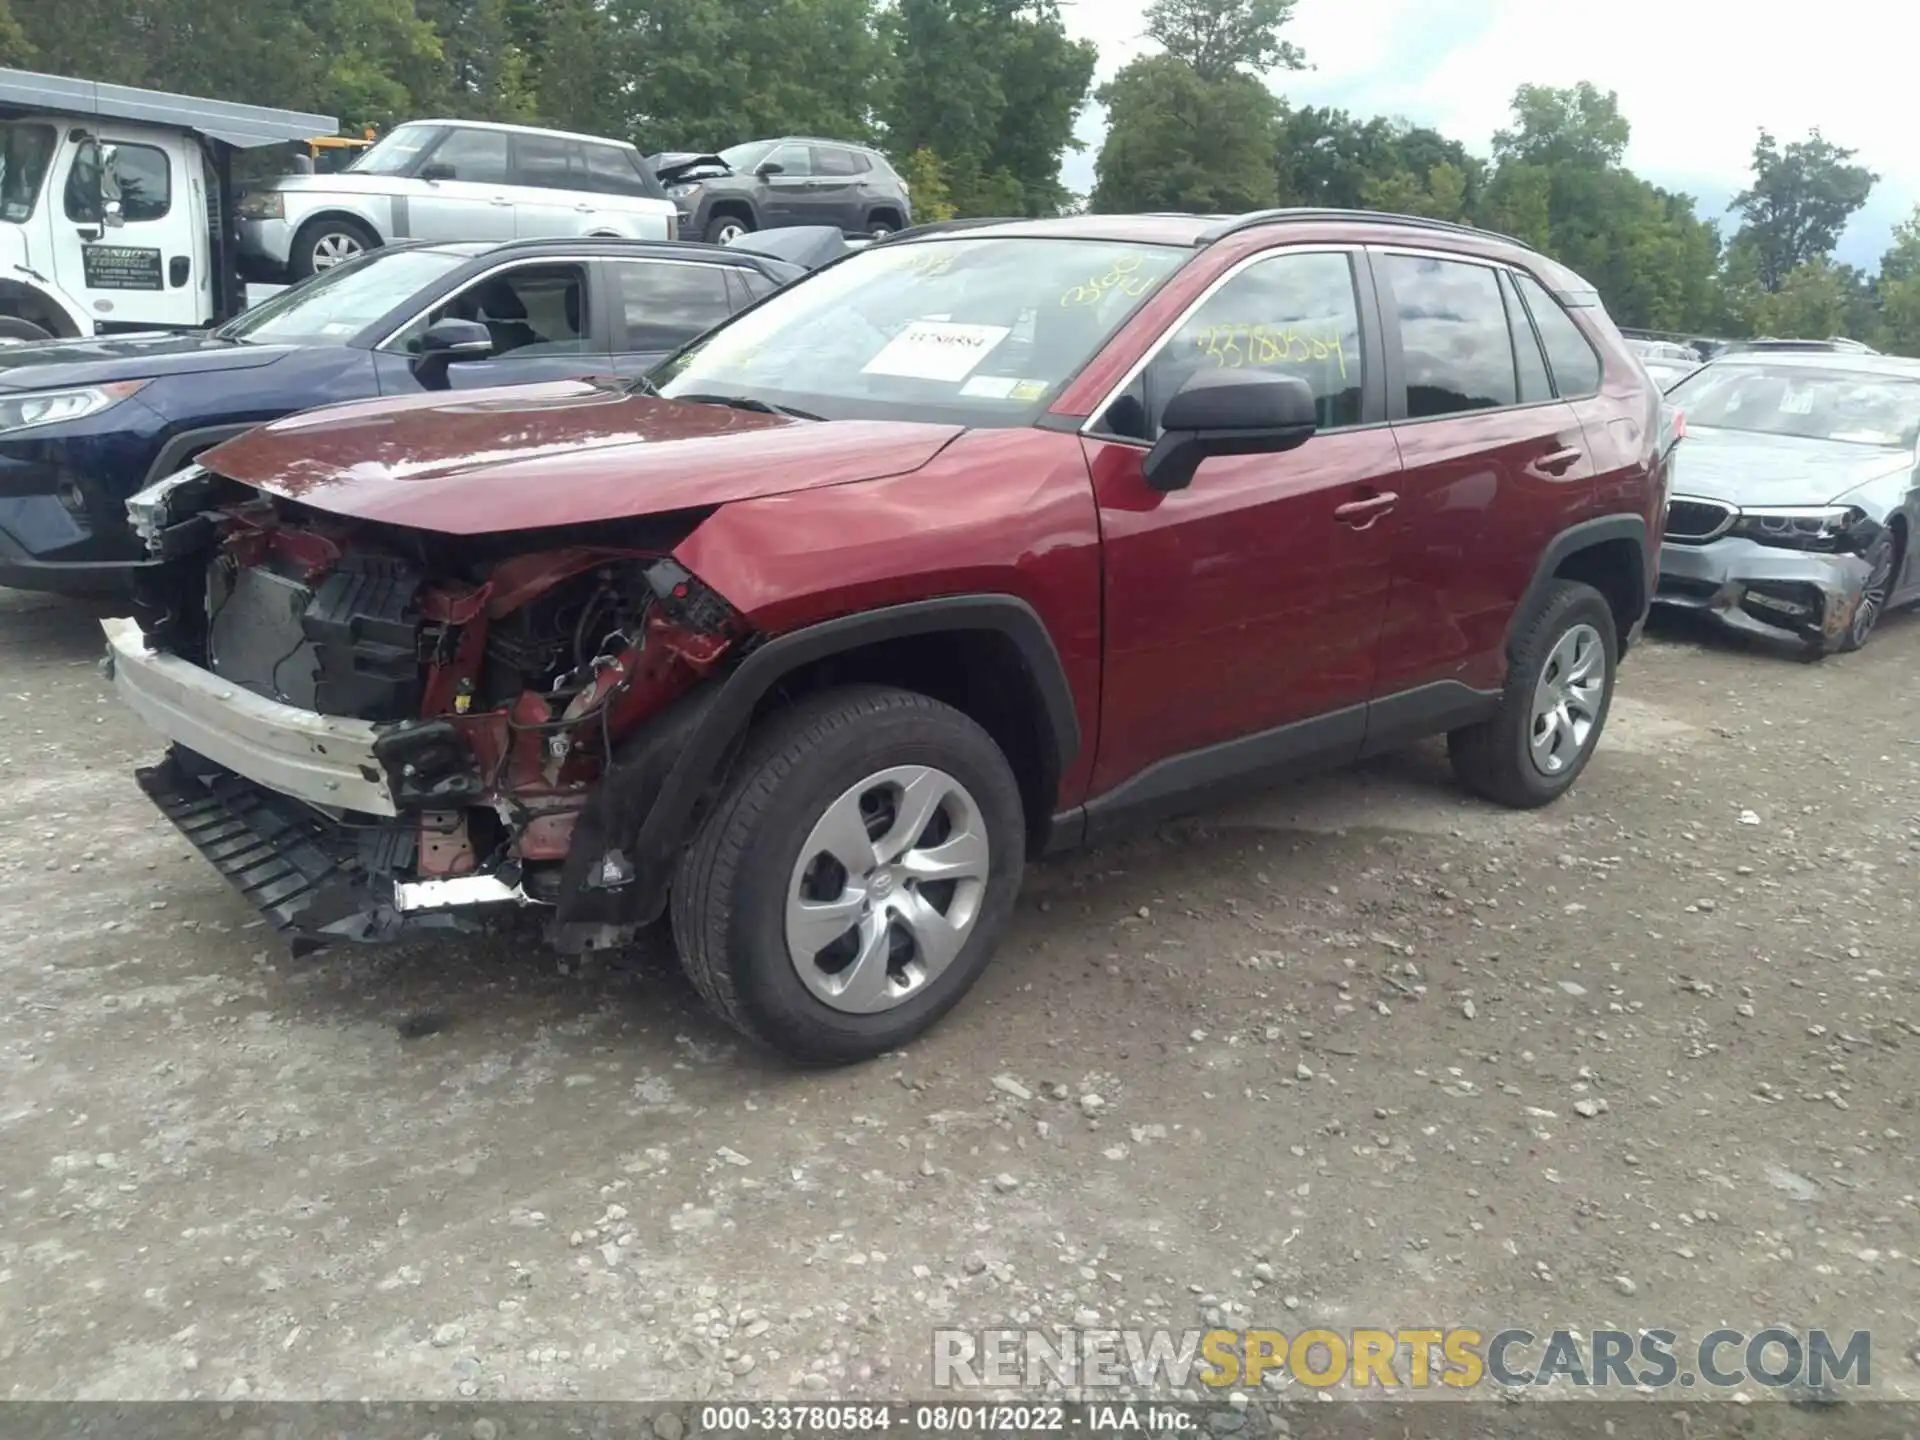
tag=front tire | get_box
[671,686,1025,1064]
[703,212,754,246]
[289,217,376,278]
[0,315,53,344]
[1450,579,1618,809]
[1837,528,1898,653]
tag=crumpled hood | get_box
[1676,427,1912,509]
[197,379,964,533]
[650,152,731,185]
[0,333,292,390]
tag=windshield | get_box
[345,123,441,176]
[218,247,467,346]
[1668,364,1920,448]
[653,236,1186,425]
[0,122,56,223]
[718,141,776,172]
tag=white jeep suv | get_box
[238,120,679,278]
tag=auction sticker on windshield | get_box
[863,321,1011,382]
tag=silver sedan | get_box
[1655,352,1920,654]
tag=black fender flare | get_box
[1509,513,1651,646]
[144,423,258,487]
[553,594,1080,931]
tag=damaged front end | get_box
[107,464,751,955]
[1654,498,1884,653]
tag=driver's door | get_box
[50,133,205,329]
[755,143,817,226]
[1081,246,1402,812]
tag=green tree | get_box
[896,146,957,221]
[1491,81,1629,170]
[1274,107,1480,212]
[1090,55,1276,212]
[1729,129,1877,292]
[882,0,1094,216]
[1874,208,1920,356]
[1143,0,1304,80]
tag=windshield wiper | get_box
[675,392,825,422]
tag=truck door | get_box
[50,131,205,330]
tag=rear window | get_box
[1514,271,1602,398]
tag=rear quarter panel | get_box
[672,427,1104,806]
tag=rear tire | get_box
[289,217,377,278]
[1450,579,1618,809]
[671,685,1025,1065]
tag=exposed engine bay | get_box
[112,465,749,953]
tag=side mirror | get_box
[419,161,455,182]
[412,317,494,388]
[1142,370,1319,493]
[754,161,785,177]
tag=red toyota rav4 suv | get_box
[106,210,1669,1062]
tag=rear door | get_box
[507,132,595,238]
[604,256,739,372]
[1367,249,1594,705]
[809,145,864,231]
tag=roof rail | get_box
[1198,207,1534,252]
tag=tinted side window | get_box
[1383,254,1516,418]
[583,143,652,196]
[1104,250,1364,441]
[391,262,592,356]
[1514,272,1603,398]
[512,134,585,190]
[429,128,510,185]
[764,143,813,177]
[66,141,171,223]
[1499,269,1553,404]
[814,147,862,177]
[613,260,733,351]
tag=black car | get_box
[651,138,912,245]
[0,231,841,594]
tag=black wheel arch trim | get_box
[1511,513,1650,647]
[144,423,258,487]
[554,594,1080,931]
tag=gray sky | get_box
[1058,0,1919,270]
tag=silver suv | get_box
[237,120,679,278]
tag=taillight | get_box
[1672,408,1686,440]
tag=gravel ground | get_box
[0,585,1914,1409]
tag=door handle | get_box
[574,203,594,213]
[1334,492,1399,529]
[490,196,513,207]
[1336,495,1397,533]
[1530,446,1583,477]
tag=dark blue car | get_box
[0,232,835,593]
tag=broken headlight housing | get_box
[0,379,148,435]
[1729,504,1874,553]
[125,462,208,551]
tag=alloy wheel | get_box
[1849,536,1896,648]
[1528,623,1606,777]
[311,232,364,269]
[785,765,990,1014]
[713,220,747,245]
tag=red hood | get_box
[198,380,964,534]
